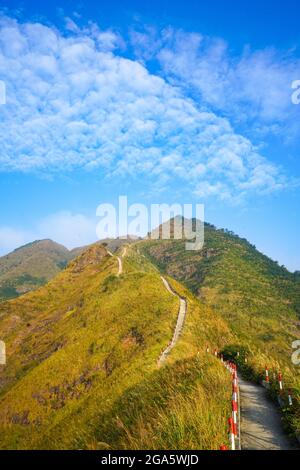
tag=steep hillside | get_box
[0,242,233,450]
[0,240,75,301]
[140,221,300,434]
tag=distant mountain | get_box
[0,240,77,301]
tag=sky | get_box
[0,0,299,271]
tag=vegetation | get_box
[0,238,140,302]
[0,242,232,449]
[1,220,299,448]
[140,221,300,437]
[0,240,77,301]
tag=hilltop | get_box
[0,240,76,301]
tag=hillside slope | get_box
[0,240,75,301]
[0,242,233,450]
[0,238,141,302]
[140,221,300,434]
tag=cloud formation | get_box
[0,211,97,255]
[0,15,293,200]
[130,27,300,133]
[0,226,30,254]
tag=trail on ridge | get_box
[107,245,127,276]
[158,276,187,366]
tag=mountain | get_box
[143,219,300,324]
[0,241,233,450]
[0,237,141,303]
[0,223,299,449]
[141,220,300,433]
[0,240,77,302]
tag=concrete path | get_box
[239,376,297,450]
[107,246,127,276]
[161,276,176,296]
[117,256,122,275]
[158,276,187,366]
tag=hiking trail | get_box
[158,276,187,366]
[239,376,297,450]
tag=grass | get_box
[0,243,232,449]
[140,223,300,437]
[87,357,231,450]
[0,240,76,301]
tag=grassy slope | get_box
[0,243,232,450]
[0,240,75,301]
[140,224,300,434]
[0,238,140,302]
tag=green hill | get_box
[0,240,76,301]
[140,220,300,434]
[1,221,299,449]
[0,238,140,302]
[0,242,232,450]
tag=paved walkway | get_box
[107,246,127,276]
[158,276,187,366]
[239,376,297,450]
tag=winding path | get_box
[158,276,187,366]
[107,248,186,365]
[239,376,297,450]
[107,245,127,276]
[107,245,296,449]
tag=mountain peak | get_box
[12,239,68,254]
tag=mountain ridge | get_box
[1,225,300,448]
[0,241,232,449]
[0,237,140,302]
[140,221,300,434]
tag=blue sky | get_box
[0,0,299,271]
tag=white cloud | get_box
[131,27,300,133]
[0,15,293,201]
[0,226,32,254]
[0,211,97,256]
[37,211,96,248]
